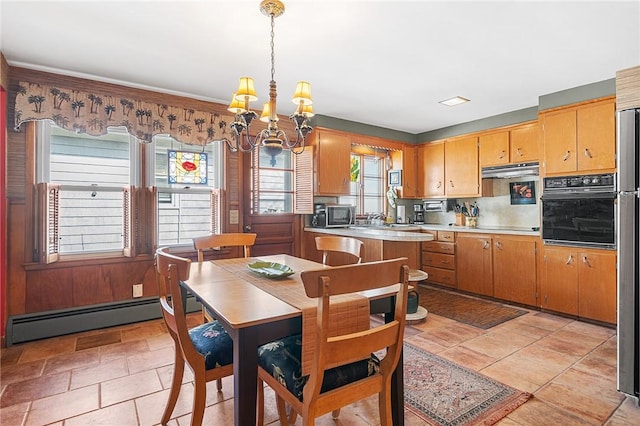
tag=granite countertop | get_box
[418,224,540,236]
[304,227,435,242]
[305,224,540,238]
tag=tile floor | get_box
[1,293,640,425]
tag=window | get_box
[251,147,294,214]
[37,122,137,256]
[152,135,223,246]
[339,152,386,215]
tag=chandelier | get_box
[225,0,314,166]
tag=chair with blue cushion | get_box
[155,247,234,426]
[257,257,410,426]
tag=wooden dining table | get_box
[181,254,404,426]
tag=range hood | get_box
[481,162,539,179]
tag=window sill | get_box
[24,254,154,271]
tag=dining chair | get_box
[256,257,410,426]
[155,247,234,426]
[314,235,363,266]
[193,232,257,262]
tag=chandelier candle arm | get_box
[225,0,313,166]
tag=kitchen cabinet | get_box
[479,122,539,167]
[456,233,493,296]
[492,235,538,306]
[418,141,445,198]
[542,97,616,175]
[395,145,418,198]
[445,136,480,197]
[541,246,616,324]
[421,230,456,288]
[313,129,351,196]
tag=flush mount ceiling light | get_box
[439,96,470,107]
[225,0,314,166]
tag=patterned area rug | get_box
[403,342,531,425]
[417,286,528,329]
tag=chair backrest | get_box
[193,233,257,262]
[314,236,363,265]
[155,247,200,360]
[300,257,409,404]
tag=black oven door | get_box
[541,191,616,249]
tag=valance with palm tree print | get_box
[14,81,235,146]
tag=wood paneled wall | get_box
[4,66,250,319]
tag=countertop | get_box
[305,224,540,238]
[304,227,435,242]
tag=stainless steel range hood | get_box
[481,162,539,179]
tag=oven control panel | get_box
[544,173,615,191]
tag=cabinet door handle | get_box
[441,260,450,265]
[499,150,506,159]
[449,180,455,188]
[582,255,591,267]
[482,241,490,249]
[565,255,573,265]
[516,148,523,157]
[562,151,571,161]
[436,181,442,189]
[495,241,503,250]
[584,148,593,158]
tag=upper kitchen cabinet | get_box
[445,136,480,197]
[418,141,445,198]
[391,145,418,198]
[510,122,539,164]
[313,128,351,196]
[479,122,539,167]
[479,130,510,167]
[542,97,616,176]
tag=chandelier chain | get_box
[270,14,276,82]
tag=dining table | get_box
[181,254,405,426]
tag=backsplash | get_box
[396,177,541,228]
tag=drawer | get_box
[422,267,456,288]
[422,241,455,254]
[421,252,455,270]
[438,231,455,242]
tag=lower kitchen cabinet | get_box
[456,233,493,296]
[421,230,456,288]
[541,246,616,324]
[493,235,538,306]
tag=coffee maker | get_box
[413,204,425,224]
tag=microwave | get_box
[311,203,355,228]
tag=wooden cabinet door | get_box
[543,109,577,175]
[541,246,578,315]
[419,142,445,198]
[578,249,617,324]
[315,130,351,195]
[577,101,616,172]
[445,136,479,197]
[401,145,418,198]
[510,122,539,163]
[493,236,537,306]
[456,234,493,296]
[479,131,509,167]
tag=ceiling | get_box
[1,1,639,135]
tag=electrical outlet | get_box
[133,283,143,298]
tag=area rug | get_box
[416,286,527,329]
[403,342,531,425]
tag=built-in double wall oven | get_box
[541,173,616,249]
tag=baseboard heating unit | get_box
[6,296,201,346]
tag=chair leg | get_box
[275,395,289,426]
[378,389,392,426]
[216,378,223,391]
[257,378,265,426]
[191,369,207,426]
[331,408,341,419]
[288,407,298,424]
[161,352,185,425]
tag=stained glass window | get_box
[167,150,208,184]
